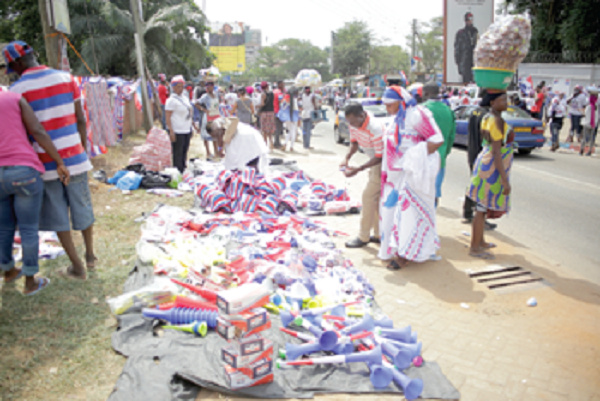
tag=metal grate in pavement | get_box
[467,265,547,292]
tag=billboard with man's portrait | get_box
[209,22,246,72]
[444,0,494,85]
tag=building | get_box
[244,27,262,67]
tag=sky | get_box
[196,0,447,49]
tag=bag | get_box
[140,171,172,189]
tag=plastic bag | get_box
[116,171,143,191]
[475,14,531,71]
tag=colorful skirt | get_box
[260,112,275,134]
[468,145,513,214]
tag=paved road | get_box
[308,114,600,285]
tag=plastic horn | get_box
[369,364,394,389]
[142,307,218,327]
[170,279,217,302]
[281,342,322,361]
[324,315,394,329]
[270,293,283,306]
[174,296,218,311]
[342,314,375,336]
[280,310,300,327]
[158,302,176,310]
[332,340,355,355]
[380,341,413,370]
[280,327,314,342]
[277,345,383,368]
[162,321,208,337]
[375,326,417,344]
[381,338,422,360]
[382,360,424,400]
[300,301,360,317]
[295,316,339,351]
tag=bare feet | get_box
[59,265,87,280]
[86,255,98,270]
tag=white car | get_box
[334,98,393,144]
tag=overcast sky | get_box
[196,0,448,49]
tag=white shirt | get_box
[301,92,315,119]
[224,122,269,173]
[569,93,587,116]
[165,93,193,134]
[225,92,238,106]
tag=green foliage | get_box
[506,0,600,59]
[0,0,46,64]
[415,17,443,74]
[370,45,410,75]
[332,21,371,76]
[244,38,331,83]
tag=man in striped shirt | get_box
[5,41,95,280]
[340,103,383,248]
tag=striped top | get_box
[10,65,91,181]
[349,113,384,159]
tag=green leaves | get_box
[332,21,371,77]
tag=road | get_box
[308,113,600,285]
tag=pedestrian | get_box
[192,80,206,132]
[530,84,545,120]
[423,82,456,207]
[300,86,316,150]
[467,91,514,260]
[546,93,566,151]
[340,103,384,249]
[165,75,193,172]
[207,117,269,174]
[0,90,70,294]
[258,81,275,150]
[198,81,221,159]
[378,86,444,270]
[6,40,96,280]
[277,87,300,152]
[580,87,599,156]
[231,87,255,125]
[566,85,586,143]
[157,74,169,129]
[273,80,286,149]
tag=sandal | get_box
[24,277,50,296]
[469,250,495,260]
[58,265,87,281]
[4,268,24,284]
[481,242,497,249]
[86,256,98,271]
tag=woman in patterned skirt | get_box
[467,91,514,259]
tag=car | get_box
[453,105,545,154]
[333,98,393,144]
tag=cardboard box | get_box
[225,357,273,380]
[221,339,273,369]
[225,369,274,390]
[217,283,270,315]
[216,308,271,340]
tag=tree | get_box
[407,17,443,76]
[0,0,46,64]
[506,0,600,62]
[370,44,410,75]
[332,21,371,77]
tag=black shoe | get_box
[345,238,368,248]
[387,260,402,270]
[370,236,381,244]
[484,221,497,231]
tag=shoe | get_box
[369,236,381,244]
[345,238,368,248]
[462,218,473,224]
[484,221,497,231]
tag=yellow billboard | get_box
[209,22,246,72]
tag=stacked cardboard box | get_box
[217,283,273,389]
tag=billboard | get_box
[209,22,246,72]
[48,0,71,34]
[444,0,494,85]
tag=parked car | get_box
[333,98,393,144]
[453,105,545,154]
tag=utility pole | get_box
[38,0,60,69]
[130,0,153,131]
[411,19,417,60]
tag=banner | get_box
[444,0,494,85]
[48,0,71,35]
[209,22,246,72]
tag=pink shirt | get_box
[0,92,45,173]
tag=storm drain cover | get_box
[467,265,546,292]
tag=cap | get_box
[170,75,185,85]
[465,12,473,21]
[3,41,34,74]
[260,81,268,89]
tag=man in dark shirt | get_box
[454,12,478,84]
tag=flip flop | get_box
[58,266,87,281]
[482,242,497,249]
[469,250,495,260]
[4,268,24,284]
[24,277,50,296]
[86,256,98,270]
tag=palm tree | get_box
[69,0,213,77]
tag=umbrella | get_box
[407,82,423,92]
[295,69,322,88]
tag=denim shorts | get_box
[39,172,95,232]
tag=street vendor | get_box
[340,103,384,249]
[207,117,269,174]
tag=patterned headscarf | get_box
[382,85,417,147]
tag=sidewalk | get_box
[198,138,600,400]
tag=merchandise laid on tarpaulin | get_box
[106,201,460,400]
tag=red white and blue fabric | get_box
[10,65,92,180]
[2,41,33,73]
[258,195,278,215]
[310,181,327,197]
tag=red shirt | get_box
[273,88,283,114]
[158,84,168,105]
[532,92,544,113]
[186,85,193,100]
